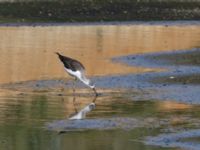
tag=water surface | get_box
[0,23,200,84]
[0,89,197,150]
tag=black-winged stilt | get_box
[55,52,98,96]
[69,102,96,120]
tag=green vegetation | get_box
[0,0,199,23]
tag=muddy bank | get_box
[1,20,200,27]
[0,1,200,23]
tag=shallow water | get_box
[1,88,198,150]
[0,22,200,150]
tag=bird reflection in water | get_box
[69,96,97,120]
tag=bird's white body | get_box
[64,68,94,88]
[65,68,82,79]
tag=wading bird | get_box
[69,102,96,120]
[55,52,98,96]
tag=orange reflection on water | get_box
[157,101,192,111]
[0,24,200,84]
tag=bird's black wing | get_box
[56,52,85,71]
[70,60,85,71]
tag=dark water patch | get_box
[53,128,169,150]
[145,129,200,150]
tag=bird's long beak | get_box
[93,88,98,97]
[55,52,60,55]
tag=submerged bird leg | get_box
[93,88,98,97]
[73,77,77,96]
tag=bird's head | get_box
[88,80,95,89]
